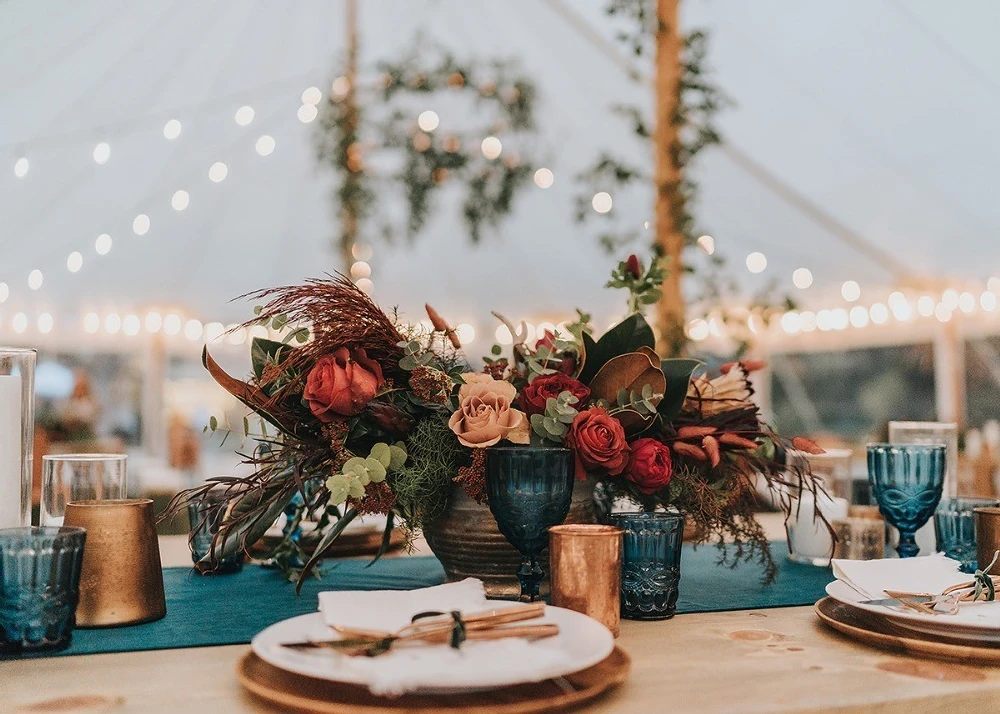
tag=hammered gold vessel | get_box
[63,498,166,627]
[548,524,623,637]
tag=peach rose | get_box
[448,373,528,447]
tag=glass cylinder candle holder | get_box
[0,348,35,530]
[611,512,684,621]
[40,454,128,526]
[188,488,245,574]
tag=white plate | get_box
[826,579,1000,643]
[251,604,614,695]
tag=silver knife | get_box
[859,595,935,607]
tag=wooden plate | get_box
[237,646,630,714]
[816,596,1000,664]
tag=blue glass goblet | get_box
[485,446,574,602]
[867,444,946,558]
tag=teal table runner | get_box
[19,543,831,659]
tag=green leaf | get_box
[364,459,387,483]
[251,337,293,382]
[296,507,358,593]
[209,416,218,431]
[656,358,704,421]
[578,314,655,384]
[491,344,503,356]
[370,442,392,468]
[388,444,407,470]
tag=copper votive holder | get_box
[548,524,623,637]
[63,498,166,627]
[975,507,1000,572]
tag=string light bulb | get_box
[301,86,322,105]
[171,190,189,211]
[83,312,100,333]
[417,110,440,132]
[234,106,255,126]
[95,233,112,255]
[132,214,150,235]
[481,136,502,159]
[297,104,318,123]
[792,268,813,289]
[591,192,613,214]
[841,281,861,302]
[208,162,228,182]
[37,313,53,334]
[533,168,554,189]
[163,119,182,140]
[12,313,27,334]
[163,314,182,336]
[184,319,203,341]
[745,252,767,274]
[144,311,163,333]
[123,314,141,336]
[28,269,43,290]
[13,157,28,178]
[67,251,83,273]
[255,135,275,156]
[92,142,111,165]
[696,235,715,255]
[0,282,8,302]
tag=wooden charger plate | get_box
[238,646,630,714]
[816,596,1000,664]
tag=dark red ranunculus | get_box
[566,407,630,478]
[535,329,557,351]
[625,438,673,495]
[303,347,384,421]
[519,373,591,417]
[625,254,642,278]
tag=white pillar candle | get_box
[0,374,23,529]
[787,492,849,562]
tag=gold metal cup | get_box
[63,498,166,627]
[548,524,623,637]
[975,507,1000,572]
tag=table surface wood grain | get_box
[5,518,1000,714]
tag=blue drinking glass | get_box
[485,446,574,602]
[0,526,87,654]
[935,497,999,573]
[188,489,244,574]
[612,512,684,620]
[867,444,946,558]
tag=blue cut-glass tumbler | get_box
[867,444,946,558]
[0,526,87,654]
[485,446,574,602]
[612,512,684,620]
[188,489,244,574]
[935,497,999,573]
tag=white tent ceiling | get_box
[1,0,998,355]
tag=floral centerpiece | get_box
[168,254,824,589]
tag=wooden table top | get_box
[5,524,1000,713]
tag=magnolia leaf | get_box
[589,346,665,433]
[657,358,705,421]
[578,314,655,385]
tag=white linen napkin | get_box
[315,578,575,696]
[831,554,968,600]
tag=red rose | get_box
[303,347,384,421]
[519,374,591,417]
[566,407,630,478]
[626,438,673,495]
[625,254,642,278]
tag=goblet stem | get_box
[897,530,920,558]
[517,554,544,602]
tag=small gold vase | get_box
[63,498,166,627]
